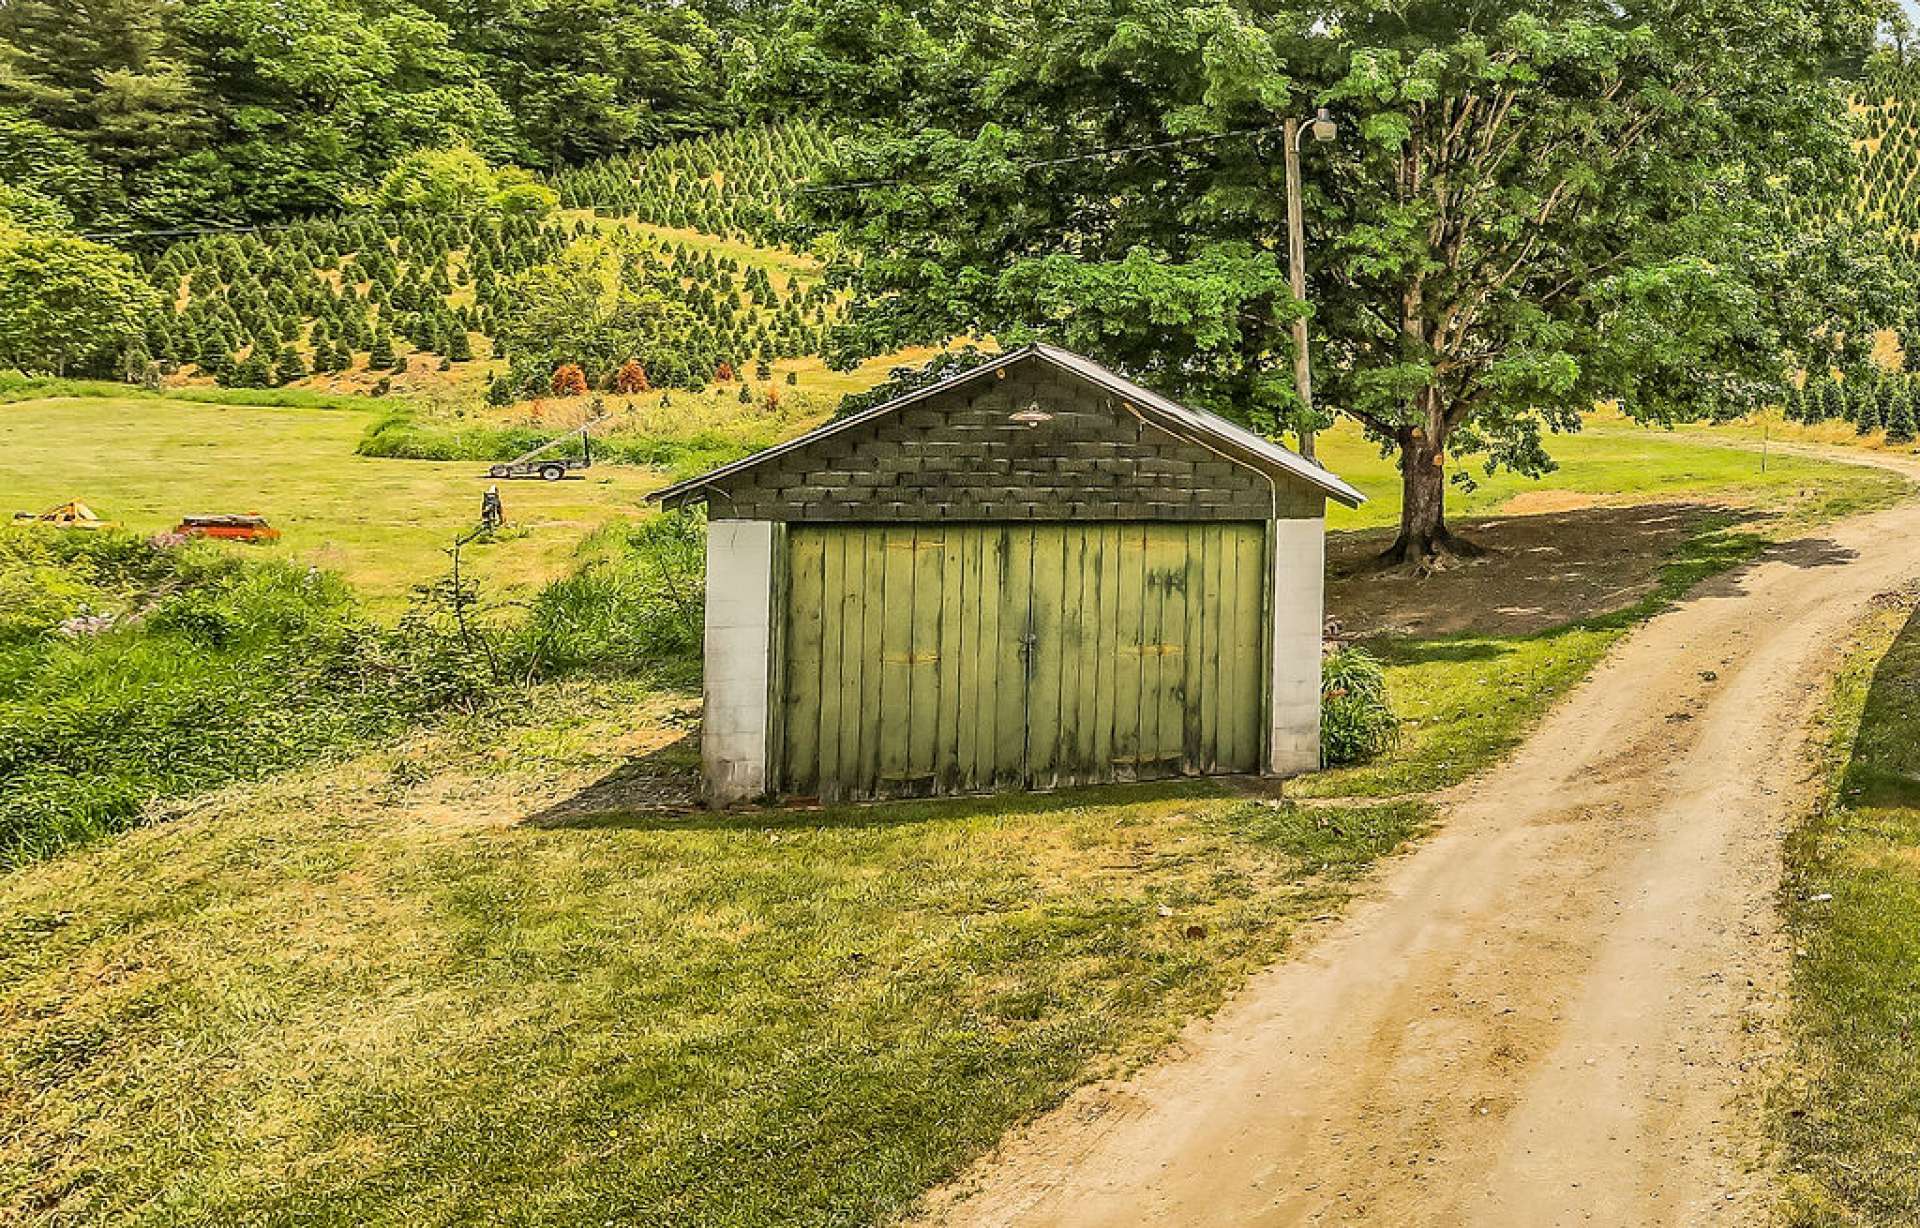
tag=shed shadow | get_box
[521,761,1227,834]
[520,733,703,828]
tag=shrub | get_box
[1320,645,1400,766]
[551,362,588,396]
[613,359,651,393]
[520,512,705,681]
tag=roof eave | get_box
[648,342,1367,511]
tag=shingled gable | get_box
[648,343,1365,521]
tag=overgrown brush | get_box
[1320,644,1400,766]
[0,511,714,866]
[0,529,492,867]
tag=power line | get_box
[796,123,1290,194]
[77,123,1288,241]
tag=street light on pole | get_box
[1282,106,1336,462]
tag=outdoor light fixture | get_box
[1009,403,1054,428]
[1310,107,1337,143]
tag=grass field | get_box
[1776,594,1920,1226]
[3,389,1914,1224]
[1318,411,1906,532]
[0,396,660,609]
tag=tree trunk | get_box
[1379,429,1482,567]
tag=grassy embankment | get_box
[1776,593,1920,1226]
[3,390,1911,1224]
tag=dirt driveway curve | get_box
[920,442,1920,1228]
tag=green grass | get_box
[2,392,1914,1224]
[0,681,1431,1226]
[1776,595,1920,1226]
[0,396,660,611]
[0,372,380,411]
[1318,413,1906,532]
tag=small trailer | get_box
[175,514,281,543]
[486,420,605,481]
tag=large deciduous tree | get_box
[500,233,698,390]
[810,0,1897,563]
[0,222,157,376]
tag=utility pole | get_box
[1282,109,1336,464]
[1283,117,1314,461]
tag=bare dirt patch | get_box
[1496,488,1603,516]
[1327,501,1729,639]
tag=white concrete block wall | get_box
[703,519,776,804]
[1268,516,1326,776]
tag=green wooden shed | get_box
[651,343,1365,805]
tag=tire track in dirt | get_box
[916,446,1920,1227]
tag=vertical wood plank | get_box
[964,527,996,791]
[878,526,915,788]
[936,524,966,792]
[858,527,888,797]
[835,528,867,796]
[782,528,825,795]
[1112,523,1146,778]
[1026,523,1064,787]
[995,525,1032,789]
[815,528,846,800]
[1092,522,1120,779]
[905,526,945,788]
[1200,523,1224,772]
[1228,524,1266,772]
[1215,521,1243,770]
[1071,526,1102,785]
[1153,524,1188,774]
[1181,522,1206,774]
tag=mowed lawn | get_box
[0,396,661,608]
[1318,411,1906,532]
[0,682,1429,1226]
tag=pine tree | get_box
[235,346,274,388]
[369,326,395,369]
[448,329,473,362]
[1889,384,1917,444]
[1857,381,1881,434]
[274,344,306,385]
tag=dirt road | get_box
[920,446,1920,1228]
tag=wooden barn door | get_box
[777,522,1266,801]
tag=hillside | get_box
[138,122,844,407]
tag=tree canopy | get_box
[808,0,1903,561]
[500,233,701,391]
[0,222,157,376]
[0,0,742,228]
